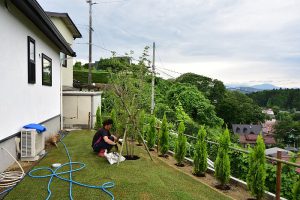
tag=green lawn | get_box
[5,130,230,200]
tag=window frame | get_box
[27,36,36,84]
[41,53,52,86]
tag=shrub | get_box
[247,134,266,200]
[110,108,117,133]
[73,70,109,84]
[175,121,187,165]
[293,179,300,200]
[147,115,156,149]
[193,126,208,176]
[159,113,169,155]
[94,106,102,129]
[137,110,145,144]
[215,128,231,187]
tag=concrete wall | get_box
[63,92,102,129]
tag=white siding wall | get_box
[50,17,74,87]
[0,2,61,140]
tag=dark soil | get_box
[215,184,231,190]
[175,163,185,167]
[124,155,140,160]
[192,172,206,177]
[158,154,169,158]
[149,148,155,151]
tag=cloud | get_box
[37,0,300,87]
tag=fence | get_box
[183,134,300,200]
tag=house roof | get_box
[10,0,76,56]
[265,147,290,156]
[239,134,276,145]
[232,124,262,135]
[46,12,82,39]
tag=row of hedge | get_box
[73,70,110,84]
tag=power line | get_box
[156,68,176,79]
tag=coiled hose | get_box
[0,147,25,196]
[28,133,115,200]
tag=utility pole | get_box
[87,0,93,85]
[151,42,155,115]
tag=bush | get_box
[94,106,102,130]
[137,110,145,144]
[293,179,300,200]
[159,113,169,155]
[247,134,266,200]
[215,128,231,187]
[73,70,109,84]
[175,121,187,165]
[193,126,208,176]
[147,115,156,149]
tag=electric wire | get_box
[28,133,115,200]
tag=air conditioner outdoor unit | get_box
[21,128,45,161]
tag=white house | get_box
[46,11,82,89]
[0,0,76,172]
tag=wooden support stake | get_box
[276,151,282,200]
[118,125,128,165]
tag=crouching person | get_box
[92,119,118,157]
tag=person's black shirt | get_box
[92,128,111,147]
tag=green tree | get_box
[166,83,223,127]
[147,115,156,149]
[293,179,300,200]
[193,126,208,176]
[216,91,265,125]
[247,134,266,200]
[73,61,82,70]
[159,113,169,156]
[215,128,231,188]
[175,121,187,166]
[94,106,102,129]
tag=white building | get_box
[0,0,76,172]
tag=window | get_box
[236,127,240,133]
[60,53,67,68]
[28,36,36,83]
[243,127,248,133]
[42,54,52,86]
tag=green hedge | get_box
[73,70,109,83]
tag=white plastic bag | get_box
[104,151,126,165]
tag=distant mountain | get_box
[226,83,280,94]
[226,86,262,94]
[251,84,279,90]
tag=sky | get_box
[38,0,300,88]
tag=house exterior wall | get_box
[49,17,74,87]
[0,3,61,142]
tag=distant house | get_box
[262,108,275,119]
[0,0,76,172]
[232,124,276,147]
[262,119,276,135]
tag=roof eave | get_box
[10,0,76,57]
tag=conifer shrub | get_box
[193,126,207,176]
[94,106,102,129]
[175,121,187,166]
[137,110,145,145]
[110,108,117,133]
[147,115,156,150]
[247,134,266,200]
[159,113,169,156]
[293,178,300,200]
[215,128,231,189]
